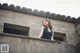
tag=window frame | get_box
[54,31,67,42]
[3,23,30,36]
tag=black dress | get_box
[41,27,52,39]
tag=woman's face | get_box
[42,20,49,26]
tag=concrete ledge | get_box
[0,33,61,44]
[0,33,75,53]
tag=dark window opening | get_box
[54,36,64,41]
[3,23,30,36]
[53,32,66,42]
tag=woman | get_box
[38,18,54,40]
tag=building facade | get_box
[0,3,80,53]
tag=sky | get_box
[0,0,80,18]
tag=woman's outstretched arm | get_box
[51,30,55,40]
[38,26,44,38]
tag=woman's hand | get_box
[51,38,55,41]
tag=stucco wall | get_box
[0,9,77,45]
[76,23,80,36]
[0,33,75,53]
[75,23,80,53]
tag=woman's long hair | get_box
[42,18,53,32]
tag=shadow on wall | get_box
[75,39,80,53]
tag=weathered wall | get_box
[75,23,80,53]
[0,9,77,45]
[76,23,80,36]
[0,33,75,53]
